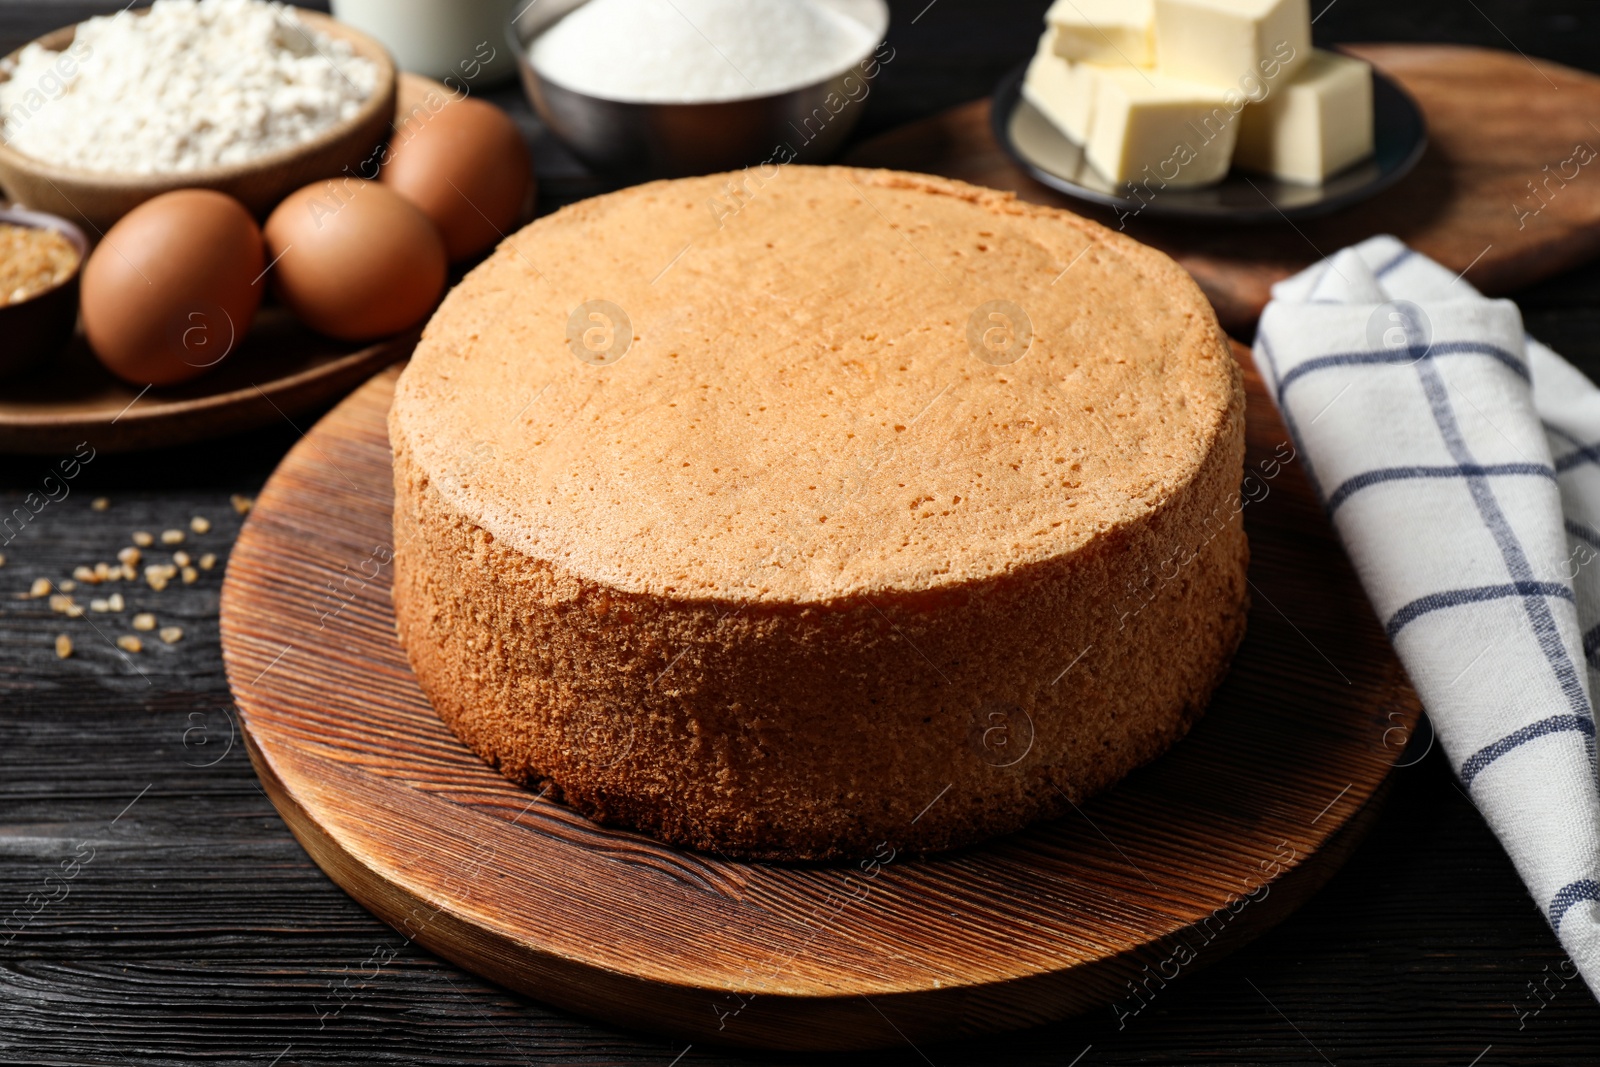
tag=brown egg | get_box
[265,178,447,342]
[381,96,533,262]
[81,190,264,386]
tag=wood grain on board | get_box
[218,345,1423,1050]
[846,45,1600,334]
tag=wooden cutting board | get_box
[846,44,1600,335]
[218,345,1424,1050]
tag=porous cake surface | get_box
[391,165,1248,860]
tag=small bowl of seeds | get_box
[0,205,85,379]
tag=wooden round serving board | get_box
[219,346,1422,1051]
[847,44,1600,335]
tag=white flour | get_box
[530,0,875,104]
[0,0,379,174]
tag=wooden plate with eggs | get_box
[0,307,423,455]
[0,71,534,454]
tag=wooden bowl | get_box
[0,206,86,379]
[0,9,398,233]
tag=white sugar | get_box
[0,0,378,174]
[530,0,876,104]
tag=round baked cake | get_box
[390,165,1247,861]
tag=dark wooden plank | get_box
[5,1,1600,1063]
[1,746,1594,1066]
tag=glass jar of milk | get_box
[330,0,518,86]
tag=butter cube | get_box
[1235,49,1374,184]
[1152,0,1309,89]
[1045,0,1155,67]
[1085,67,1240,188]
[1023,29,1097,144]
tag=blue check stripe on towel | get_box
[1272,339,1530,400]
[1256,235,1600,1000]
[1549,423,1600,473]
[1554,880,1600,934]
[1460,714,1596,787]
[1326,463,1556,514]
[1385,582,1575,638]
[1412,343,1594,732]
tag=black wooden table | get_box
[5,1,1600,1063]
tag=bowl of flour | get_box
[0,0,397,231]
[510,0,890,176]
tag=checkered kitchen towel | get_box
[1254,235,1600,995]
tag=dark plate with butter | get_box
[992,58,1428,224]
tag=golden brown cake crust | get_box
[390,166,1247,860]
